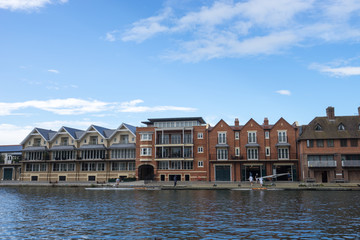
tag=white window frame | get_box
[247,148,258,160]
[266,147,270,156]
[235,132,239,140]
[218,132,227,144]
[140,133,152,141]
[198,161,204,167]
[265,131,269,139]
[197,132,203,139]
[140,148,152,156]
[198,146,204,153]
[278,148,289,160]
[235,147,240,156]
[248,131,257,143]
[217,148,228,160]
[278,130,287,143]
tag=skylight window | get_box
[338,124,345,131]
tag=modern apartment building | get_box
[136,117,208,182]
[298,107,360,183]
[20,123,136,182]
[208,117,299,182]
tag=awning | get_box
[275,143,291,147]
[245,143,260,147]
[50,145,76,151]
[215,144,229,148]
[109,143,136,149]
[22,146,47,152]
[79,144,106,150]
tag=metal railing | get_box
[308,160,337,167]
[342,160,360,167]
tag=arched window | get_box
[338,124,345,131]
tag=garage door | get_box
[215,165,231,181]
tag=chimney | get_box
[263,117,269,126]
[234,118,239,127]
[326,106,335,120]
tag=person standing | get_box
[249,175,254,186]
[259,177,263,187]
[174,175,177,187]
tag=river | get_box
[0,187,359,239]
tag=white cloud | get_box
[116,0,360,61]
[48,69,59,74]
[0,98,197,116]
[0,0,67,11]
[276,90,291,96]
[319,66,360,77]
[0,124,33,144]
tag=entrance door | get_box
[322,171,328,183]
[138,165,154,180]
[215,165,231,181]
[3,168,13,180]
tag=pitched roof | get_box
[63,127,85,140]
[299,116,360,140]
[37,128,57,141]
[123,123,136,135]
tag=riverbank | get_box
[1,180,360,190]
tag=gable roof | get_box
[108,123,137,139]
[79,125,114,140]
[21,128,57,145]
[299,116,360,140]
[51,126,85,141]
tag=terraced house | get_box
[20,123,136,182]
[298,107,360,183]
[208,117,299,182]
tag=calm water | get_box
[1,187,360,239]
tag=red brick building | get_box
[135,117,208,182]
[208,117,299,182]
[298,107,360,183]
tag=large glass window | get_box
[278,148,289,159]
[217,149,228,160]
[278,131,287,143]
[248,132,257,143]
[247,148,258,160]
[218,132,227,144]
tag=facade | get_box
[208,118,299,182]
[20,124,136,182]
[136,117,208,182]
[298,107,360,183]
[0,145,22,180]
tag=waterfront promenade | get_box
[1,180,360,190]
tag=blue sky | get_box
[0,0,360,144]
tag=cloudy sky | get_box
[0,0,360,144]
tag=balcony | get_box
[342,160,360,167]
[308,160,337,167]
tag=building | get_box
[0,145,22,180]
[208,117,299,182]
[298,107,360,183]
[136,117,208,182]
[20,123,136,182]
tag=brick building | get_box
[136,117,208,182]
[298,107,360,183]
[208,117,299,182]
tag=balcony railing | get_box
[156,139,193,144]
[342,160,360,167]
[156,153,193,159]
[308,160,337,167]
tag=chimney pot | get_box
[263,117,269,126]
[235,118,239,127]
[326,106,335,120]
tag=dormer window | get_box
[315,124,322,131]
[338,124,345,131]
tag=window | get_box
[218,132,227,144]
[248,132,257,143]
[315,124,322,131]
[198,146,204,153]
[278,131,287,143]
[120,135,129,144]
[265,131,269,139]
[340,139,347,147]
[266,147,270,156]
[34,138,41,146]
[316,140,324,147]
[141,148,152,156]
[327,139,334,147]
[171,134,181,144]
[217,149,228,160]
[235,132,239,139]
[235,147,240,156]
[247,148,258,160]
[140,133,152,141]
[61,137,68,146]
[198,161,204,167]
[90,136,98,145]
[307,140,314,148]
[197,132,203,139]
[158,161,169,170]
[278,148,289,159]
[308,155,334,161]
[350,139,358,147]
[338,124,345,130]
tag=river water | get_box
[0,187,359,239]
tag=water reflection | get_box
[0,188,360,239]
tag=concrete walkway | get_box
[1,180,360,190]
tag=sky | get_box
[0,0,360,144]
